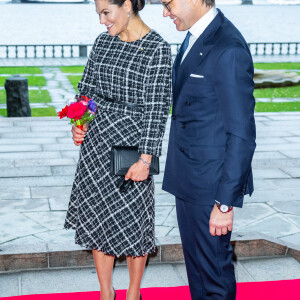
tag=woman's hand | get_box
[125,154,152,182]
[72,123,88,146]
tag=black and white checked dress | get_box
[64,30,172,257]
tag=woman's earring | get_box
[128,12,130,18]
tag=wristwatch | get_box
[215,200,233,213]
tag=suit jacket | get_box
[162,9,256,207]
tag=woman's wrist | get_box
[139,154,152,166]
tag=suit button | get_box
[182,123,186,129]
[172,115,176,120]
[185,101,191,106]
[180,147,184,153]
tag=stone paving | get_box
[1,257,300,297]
[0,113,300,249]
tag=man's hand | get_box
[209,204,234,236]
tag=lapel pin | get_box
[200,52,203,56]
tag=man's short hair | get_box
[202,0,215,7]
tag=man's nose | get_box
[163,7,170,17]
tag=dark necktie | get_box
[175,31,192,70]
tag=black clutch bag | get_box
[110,145,159,176]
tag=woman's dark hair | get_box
[110,0,145,15]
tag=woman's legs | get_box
[93,250,115,300]
[126,255,148,300]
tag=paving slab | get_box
[234,262,255,283]
[155,206,174,226]
[34,229,75,244]
[48,197,70,211]
[0,145,42,153]
[256,143,300,152]
[240,257,300,281]
[0,151,62,160]
[252,151,288,160]
[0,272,19,297]
[281,167,300,177]
[270,178,300,188]
[15,158,75,168]
[252,158,300,168]
[0,138,58,145]
[252,169,290,179]
[0,236,45,248]
[30,186,72,199]
[268,200,300,215]
[284,215,300,229]
[280,151,300,159]
[167,228,180,236]
[0,159,14,168]
[51,165,77,176]
[0,187,31,200]
[22,212,67,231]
[284,137,300,143]
[255,137,287,145]
[0,175,74,187]
[279,233,300,246]
[42,144,78,151]
[0,166,51,178]
[163,207,178,227]
[233,203,276,229]
[235,214,300,238]
[155,225,173,237]
[0,213,48,242]
[244,189,300,203]
[0,199,50,212]
[0,132,69,139]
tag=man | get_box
[162,0,256,299]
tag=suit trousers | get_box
[176,197,236,300]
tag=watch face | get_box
[220,205,229,213]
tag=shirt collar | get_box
[189,6,218,39]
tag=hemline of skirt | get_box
[63,225,157,258]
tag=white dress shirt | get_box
[181,6,218,64]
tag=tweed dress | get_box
[63,30,172,257]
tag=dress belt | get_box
[104,98,143,112]
[95,96,144,116]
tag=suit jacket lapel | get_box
[172,10,224,108]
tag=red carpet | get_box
[1,280,300,300]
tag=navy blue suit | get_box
[162,9,256,300]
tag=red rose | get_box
[57,105,68,119]
[67,102,86,121]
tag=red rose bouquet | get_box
[57,95,97,144]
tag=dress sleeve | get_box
[77,36,100,98]
[138,44,173,157]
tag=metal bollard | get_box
[5,75,31,117]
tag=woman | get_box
[63,0,172,299]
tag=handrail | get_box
[0,42,299,59]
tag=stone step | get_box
[0,232,299,273]
[1,256,300,298]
